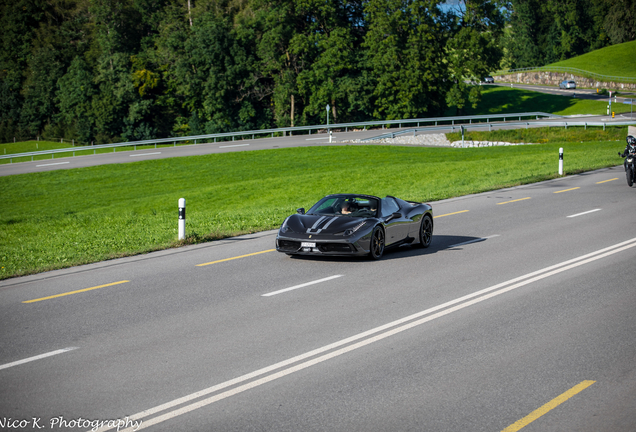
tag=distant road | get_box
[486,82,635,102]
[1,112,634,178]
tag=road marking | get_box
[219,144,250,148]
[567,209,601,218]
[262,275,343,297]
[196,249,275,267]
[0,347,78,371]
[497,197,531,205]
[22,280,130,303]
[36,162,70,167]
[305,136,334,141]
[501,380,596,432]
[449,235,500,248]
[434,210,469,218]
[554,187,580,194]
[130,152,161,157]
[596,178,618,184]
[102,238,636,432]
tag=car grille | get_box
[278,240,301,251]
[318,243,354,253]
[278,240,354,253]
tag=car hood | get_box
[285,214,369,235]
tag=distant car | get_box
[559,80,576,89]
[275,194,433,260]
[484,76,494,83]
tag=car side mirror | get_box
[297,208,305,215]
[385,212,401,222]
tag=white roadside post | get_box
[559,148,564,176]
[178,198,186,240]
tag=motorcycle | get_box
[619,137,636,187]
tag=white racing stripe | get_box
[262,275,343,297]
[98,237,636,432]
[0,347,78,371]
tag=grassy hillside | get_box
[549,40,636,78]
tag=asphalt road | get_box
[1,165,635,431]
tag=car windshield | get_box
[307,195,378,217]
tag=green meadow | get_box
[550,40,636,78]
[0,128,628,280]
[463,86,633,116]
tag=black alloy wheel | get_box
[369,226,385,260]
[419,214,433,248]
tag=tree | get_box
[293,0,368,125]
[363,0,448,119]
[444,0,508,113]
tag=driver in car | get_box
[340,201,356,214]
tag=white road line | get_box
[219,144,250,148]
[567,209,602,218]
[450,235,500,248]
[0,347,78,371]
[36,162,70,167]
[305,136,334,141]
[262,275,343,297]
[101,237,636,432]
[130,152,161,157]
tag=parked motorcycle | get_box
[619,135,636,187]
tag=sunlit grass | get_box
[459,87,633,116]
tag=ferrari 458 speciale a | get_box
[276,194,433,259]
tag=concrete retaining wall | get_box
[496,71,636,91]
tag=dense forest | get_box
[0,0,633,144]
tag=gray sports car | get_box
[276,194,433,259]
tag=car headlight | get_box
[280,217,292,233]
[344,221,367,236]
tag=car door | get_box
[379,197,410,246]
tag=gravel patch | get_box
[343,133,534,148]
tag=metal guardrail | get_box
[501,66,636,84]
[0,112,558,163]
[362,119,636,142]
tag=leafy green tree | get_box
[602,0,636,44]
[293,0,368,125]
[444,0,507,114]
[363,0,448,119]
[502,0,542,68]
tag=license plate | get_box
[301,242,316,248]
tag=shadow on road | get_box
[286,234,492,263]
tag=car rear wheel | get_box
[369,226,385,260]
[419,214,433,248]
